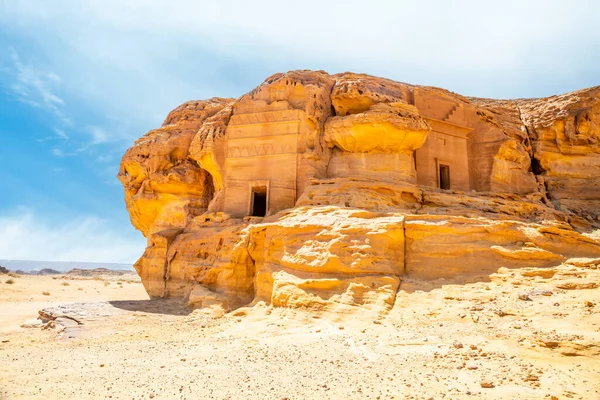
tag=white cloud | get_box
[96,154,112,163]
[7,49,72,124]
[0,208,146,263]
[51,147,85,157]
[50,126,114,157]
[87,126,109,144]
[2,50,129,154]
[32,127,70,143]
[3,0,598,127]
[53,127,69,140]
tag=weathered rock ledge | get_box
[119,70,600,313]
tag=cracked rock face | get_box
[119,70,600,313]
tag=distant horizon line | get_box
[0,259,135,271]
[0,258,133,265]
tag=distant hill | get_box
[38,268,62,275]
[66,268,136,277]
[0,259,134,273]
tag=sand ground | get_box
[0,264,598,400]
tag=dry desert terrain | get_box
[1,262,599,400]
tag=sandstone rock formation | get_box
[118,71,600,312]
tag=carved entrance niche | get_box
[248,180,270,217]
[437,160,451,190]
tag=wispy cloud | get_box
[0,208,145,263]
[53,127,69,140]
[2,49,130,156]
[50,126,114,157]
[2,0,599,113]
[8,49,72,125]
[88,126,109,144]
[96,154,113,163]
[51,147,85,157]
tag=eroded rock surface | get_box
[119,70,600,312]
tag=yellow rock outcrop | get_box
[118,98,233,236]
[118,71,600,312]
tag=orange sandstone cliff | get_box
[118,71,600,313]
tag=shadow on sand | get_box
[109,299,191,316]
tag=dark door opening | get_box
[251,187,267,217]
[439,164,450,190]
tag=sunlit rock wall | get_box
[119,71,600,312]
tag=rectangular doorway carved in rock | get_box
[250,186,268,217]
[439,164,450,190]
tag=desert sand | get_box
[1,262,598,400]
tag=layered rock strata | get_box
[119,71,600,312]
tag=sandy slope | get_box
[0,265,598,400]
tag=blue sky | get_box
[0,0,598,263]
